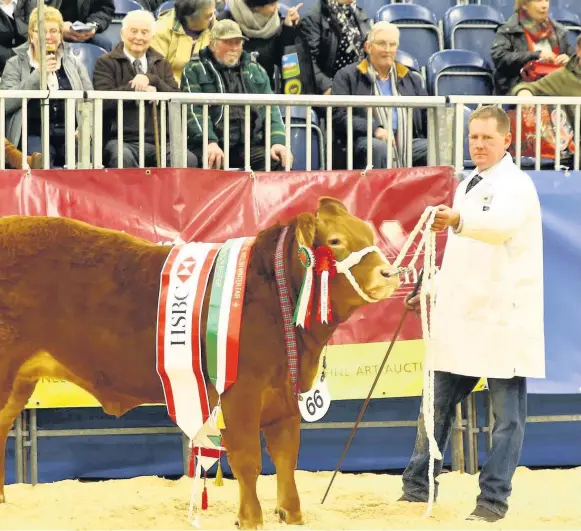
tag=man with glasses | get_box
[331,21,428,169]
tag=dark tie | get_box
[466,174,482,193]
[133,59,143,74]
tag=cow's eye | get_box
[328,238,342,246]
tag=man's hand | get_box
[271,144,293,169]
[374,127,389,141]
[284,3,302,26]
[62,22,96,42]
[207,142,224,169]
[129,74,150,91]
[431,205,460,232]
[404,293,431,316]
[555,54,570,66]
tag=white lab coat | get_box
[429,153,545,379]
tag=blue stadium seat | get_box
[395,48,420,72]
[391,0,458,24]
[552,0,581,20]
[289,107,323,171]
[100,22,122,48]
[358,0,389,19]
[68,43,107,78]
[444,4,505,68]
[114,0,145,19]
[155,0,174,18]
[550,7,581,48]
[475,0,514,21]
[375,3,443,68]
[427,49,494,98]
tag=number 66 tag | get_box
[298,375,331,422]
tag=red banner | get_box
[0,167,457,346]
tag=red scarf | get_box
[519,8,560,54]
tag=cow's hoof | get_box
[235,519,263,530]
[0,493,5,504]
[276,507,304,525]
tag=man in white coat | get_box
[400,105,544,522]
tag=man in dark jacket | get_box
[0,1,28,75]
[491,5,575,95]
[181,19,293,171]
[93,10,198,168]
[19,0,115,51]
[300,0,371,95]
[331,21,428,169]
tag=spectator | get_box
[300,0,371,95]
[491,0,575,95]
[151,0,216,85]
[181,19,293,170]
[93,10,198,168]
[0,6,93,168]
[20,0,115,52]
[513,34,581,101]
[0,0,28,76]
[331,21,428,169]
[217,0,302,91]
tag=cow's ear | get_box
[318,197,348,213]
[295,212,316,248]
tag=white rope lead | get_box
[393,206,442,517]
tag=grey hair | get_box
[121,10,156,31]
[367,21,400,43]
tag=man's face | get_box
[184,7,215,32]
[211,37,244,67]
[121,18,153,58]
[365,29,399,72]
[468,117,511,172]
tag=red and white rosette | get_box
[314,246,337,324]
[293,246,315,328]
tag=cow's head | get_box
[292,197,400,320]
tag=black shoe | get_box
[466,506,504,522]
[397,494,422,503]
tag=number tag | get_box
[298,377,331,422]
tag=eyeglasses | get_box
[32,28,60,36]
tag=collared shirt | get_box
[0,0,18,18]
[124,48,148,74]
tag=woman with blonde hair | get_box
[0,6,93,168]
[491,0,575,94]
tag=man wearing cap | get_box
[181,19,293,170]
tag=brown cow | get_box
[0,197,400,529]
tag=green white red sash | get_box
[206,237,255,394]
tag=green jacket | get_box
[181,48,286,148]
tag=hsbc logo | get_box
[176,258,196,284]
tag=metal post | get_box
[168,102,184,168]
[77,101,92,169]
[181,433,190,476]
[37,0,50,169]
[465,395,476,474]
[15,413,24,484]
[451,403,465,473]
[30,409,38,485]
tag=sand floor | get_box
[1,467,580,530]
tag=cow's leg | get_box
[262,414,303,525]
[221,399,263,530]
[0,375,37,503]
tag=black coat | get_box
[491,13,575,95]
[331,59,428,142]
[18,0,115,32]
[300,0,371,94]
[0,9,28,75]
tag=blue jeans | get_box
[402,372,527,516]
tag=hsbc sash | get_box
[156,242,220,440]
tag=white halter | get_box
[335,245,392,303]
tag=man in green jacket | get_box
[512,34,581,100]
[181,19,293,171]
